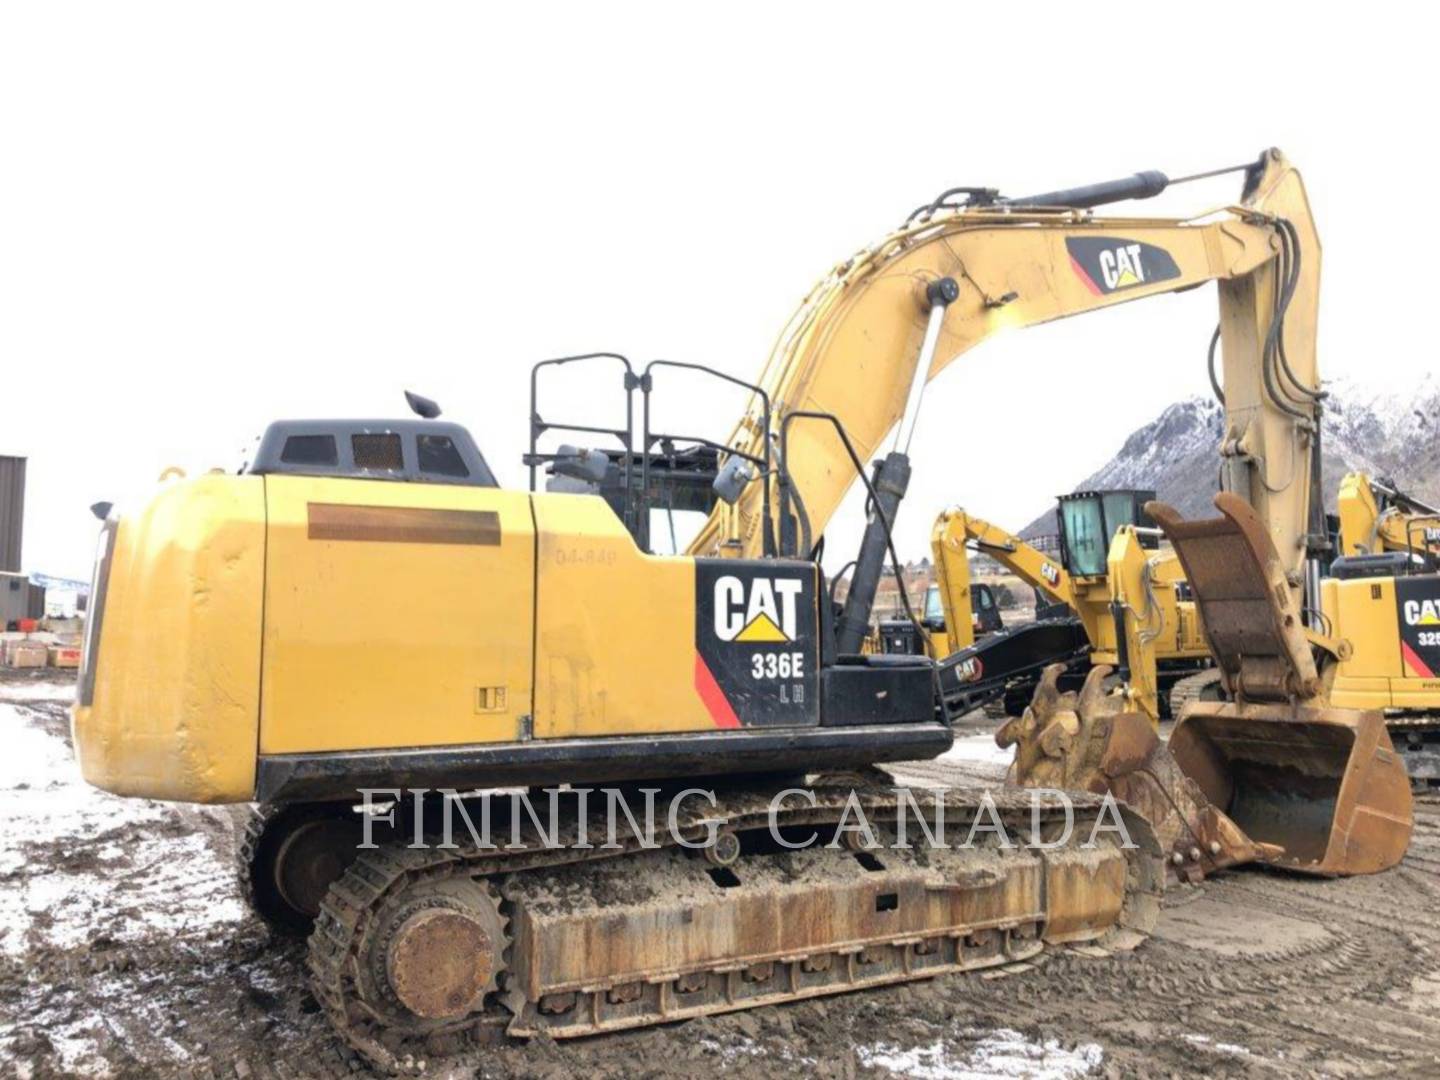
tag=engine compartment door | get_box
[259,475,535,754]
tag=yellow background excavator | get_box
[1338,472,1440,564]
[927,496,1212,722]
[71,149,1413,1067]
[926,468,1440,789]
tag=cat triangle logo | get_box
[1114,267,1141,288]
[713,574,804,642]
[735,612,790,642]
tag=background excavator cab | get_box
[879,582,1002,656]
[1056,489,1158,578]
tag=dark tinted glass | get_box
[417,434,469,477]
[279,434,338,466]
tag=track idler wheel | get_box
[703,829,741,867]
[237,803,370,935]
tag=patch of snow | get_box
[1183,1033,1252,1056]
[859,1028,1103,1079]
[699,1034,815,1068]
[1,964,211,1077]
[938,734,1014,770]
[0,701,244,957]
[1,987,112,1077]
[0,679,79,702]
[700,1035,765,1062]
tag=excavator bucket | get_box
[1149,494,1413,877]
[1000,494,1412,881]
[1166,701,1411,875]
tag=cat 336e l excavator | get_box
[72,150,1410,1068]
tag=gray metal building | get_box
[0,455,24,573]
[1,572,45,625]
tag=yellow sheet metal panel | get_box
[1391,679,1440,707]
[73,474,265,803]
[1323,576,1414,709]
[260,477,534,754]
[1325,577,1403,681]
[1328,678,1394,709]
[532,493,711,737]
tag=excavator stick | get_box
[1001,494,1413,881]
[1150,494,1413,877]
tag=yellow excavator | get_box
[1323,472,1440,781]
[1338,472,1440,563]
[927,494,1212,722]
[926,468,1440,789]
[72,149,1411,1068]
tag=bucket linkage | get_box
[1001,494,1413,881]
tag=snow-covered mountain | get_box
[1020,374,1440,536]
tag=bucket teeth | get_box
[1002,664,1263,881]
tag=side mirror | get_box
[552,445,610,485]
[712,455,755,505]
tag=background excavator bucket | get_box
[1149,494,1413,877]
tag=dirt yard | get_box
[2,671,1439,1079]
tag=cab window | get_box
[1061,498,1107,576]
[417,434,470,478]
[280,434,338,466]
[352,433,404,471]
[924,585,943,622]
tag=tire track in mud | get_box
[1172,877,1440,1071]
[913,863,1440,1077]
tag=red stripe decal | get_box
[1402,640,1435,678]
[694,654,741,729]
[1070,254,1103,297]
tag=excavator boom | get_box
[690,150,1322,597]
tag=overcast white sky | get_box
[3,3,1436,580]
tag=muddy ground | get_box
[2,670,1439,1079]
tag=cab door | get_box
[258,475,534,754]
